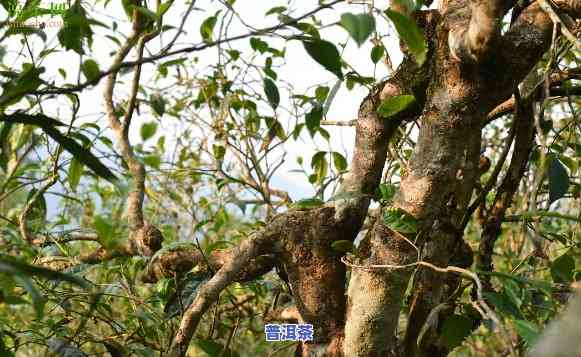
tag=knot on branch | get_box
[132,223,163,257]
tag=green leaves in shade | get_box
[371,45,385,64]
[483,291,523,319]
[441,314,473,349]
[197,339,240,357]
[25,189,46,231]
[150,93,166,117]
[57,2,93,54]
[0,255,88,318]
[332,152,347,171]
[513,320,539,345]
[81,59,100,82]
[302,39,343,79]
[263,78,280,109]
[340,13,376,47]
[547,155,570,204]
[550,251,575,283]
[379,183,398,202]
[377,94,416,118]
[164,272,210,319]
[0,256,88,287]
[306,105,323,137]
[385,9,427,65]
[383,207,418,234]
[331,240,354,253]
[140,122,158,141]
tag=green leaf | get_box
[441,314,473,349]
[379,183,398,202]
[377,94,416,118]
[340,13,376,47]
[197,340,224,357]
[134,5,158,22]
[263,78,280,109]
[371,45,385,64]
[81,59,100,82]
[550,251,575,283]
[143,154,160,169]
[385,9,427,65]
[212,144,225,161]
[483,291,524,319]
[250,37,268,53]
[140,122,158,142]
[302,39,343,79]
[150,93,165,117]
[311,151,328,184]
[58,3,93,54]
[4,25,47,42]
[513,320,539,345]
[292,198,324,210]
[196,339,239,357]
[306,106,322,137]
[14,275,45,319]
[68,158,83,192]
[94,215,115,249]
[41,125,116,181]
[383,207,418,234]
[332,152,347,171]
[200,15,217,42]
[548,156,570,204]
[157,1,174,17]
[0,64,44,107]
[265,6,287,16]
[331,240,354,253]
[25,188,46,231]
[164,272,210,319]
[0,255,88,287]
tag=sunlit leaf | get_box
[377,95,416,118]
[200,14,217,42]
[140,122,158,142]
[383,207,418,234]
[292,198,324,210]
[385,10,427,65]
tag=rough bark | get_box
[343,0,580,355]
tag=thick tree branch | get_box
[167,230,278,357]
[448,0,513,62]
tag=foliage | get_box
[0,1,579,356]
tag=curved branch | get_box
[168,231,277,357]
